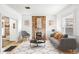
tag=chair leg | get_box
[30,43,31,47]
[37,43,38,46]
[44,43,45,47]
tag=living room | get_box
[0,4,79,54]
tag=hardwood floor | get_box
[58,47,78,54]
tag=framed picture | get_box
[24,20,29,26]
[49,20,55,26]
[13,23,15,29]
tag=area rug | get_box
[4,46,16,52]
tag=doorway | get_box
[2,16,17,48]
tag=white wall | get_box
[0,5,22,32]
[75,7,79,36]
[56,4,79,45]
[0,13,1,51]
[56,5,79,36]
[0,5,22,41]
[22,14,57,38]
[22,13,32,39]
[46,15,57,36]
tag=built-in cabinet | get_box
[65,18,74,35]
[62,14,75,36]
[2,16,10,39]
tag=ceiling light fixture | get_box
[25,6,30,9]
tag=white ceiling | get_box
[7,4,68,16]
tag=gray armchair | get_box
[21,31,30,38]
[18,31,30,43]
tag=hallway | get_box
[4,39,62,54]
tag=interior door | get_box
[32,16,46,39]
[10,18,17,41]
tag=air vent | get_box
[25,7,30,9]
